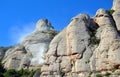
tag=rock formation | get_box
[40,14,92,77]
[2,19,58,70]
[35,19,54,32]
[112,0,120,10]
[2,0,120,77]
[112,0,120,31]
[113,10,120,31]
[0,46,11,60]
[39,0,120,77]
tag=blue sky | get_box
[0,0,113,46]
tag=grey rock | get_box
[2,19,57,70]
[41,65,50,72]
[3,0,120,77]
[26,43,49,64]
[35,19,54,32]
[94,8,115,27]
[33,71,41,77]
[41,7,120,77]
[21,31,54,46]
[112,0,120,10]
[46,56,56,63]
[0,46,12,60]
[49,63,60,72]
[113,10,120,31]
[74,59,90,72]
[66,14,90,55]
[90,8,120,71]
[46,14,90,57]
[41,14,92,76]
[60,56,71,72]
[46,28,67,56]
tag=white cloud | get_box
[9,22,36,44]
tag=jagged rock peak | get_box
[95,8,109,15]
[2,19,58,70]
[72,14,90,20]
[94,8,115,27]
[35,19,54,32]
[112,0,120,10]
[72,14,90,26]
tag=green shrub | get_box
[59,69,65,77]
[19,69,35,77]
[3,68,36,77]
[88,76,91,77]
[4,69,19,77]
[112,68,117,73]
[0,46,13,52]
[47,30,59,36]
[0,72,4,77]
[50,71,53,75]
[89,28,100,45]
[0,61,5,73]
[105,72,111,77]
[90,37,100,45]
[42,30,59,36]
[107,10,115,15]
[96,74,102,77]
[0,61,39,77]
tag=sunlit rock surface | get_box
[3,0,120,77]
[40,8,120,77]
[2,19,58,70]
[36,19,54,32]
[112,0,120,10]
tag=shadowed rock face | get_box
[113,10,120,31]
[2,19,57,70]
[0,46,12,60]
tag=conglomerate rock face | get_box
[40,14,92,77]
[39,9,120,77]
[2,19,57,70]
[112,0,120,10]
[35,19,54,32]
[112,0,120,31]
[2,0,120,77]
[113,10,120,31]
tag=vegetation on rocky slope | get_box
[107,10,115,15]
[0,46,13,54]
[42,30,59,36]
[0,61,40,77]
[0,46,13,60]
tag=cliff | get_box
[2,19,58,70]
[2,0,120,77]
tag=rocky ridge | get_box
[39,0,120,77]
[2,19,58,70]
[2,0,120,77]
[0,46,12,60]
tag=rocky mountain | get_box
[2,19,58,70]
[2,0,120,77]
[40,0,120,77]
[0,46,12,60]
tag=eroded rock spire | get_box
[35,19,54,32]
[112,0,120,10]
